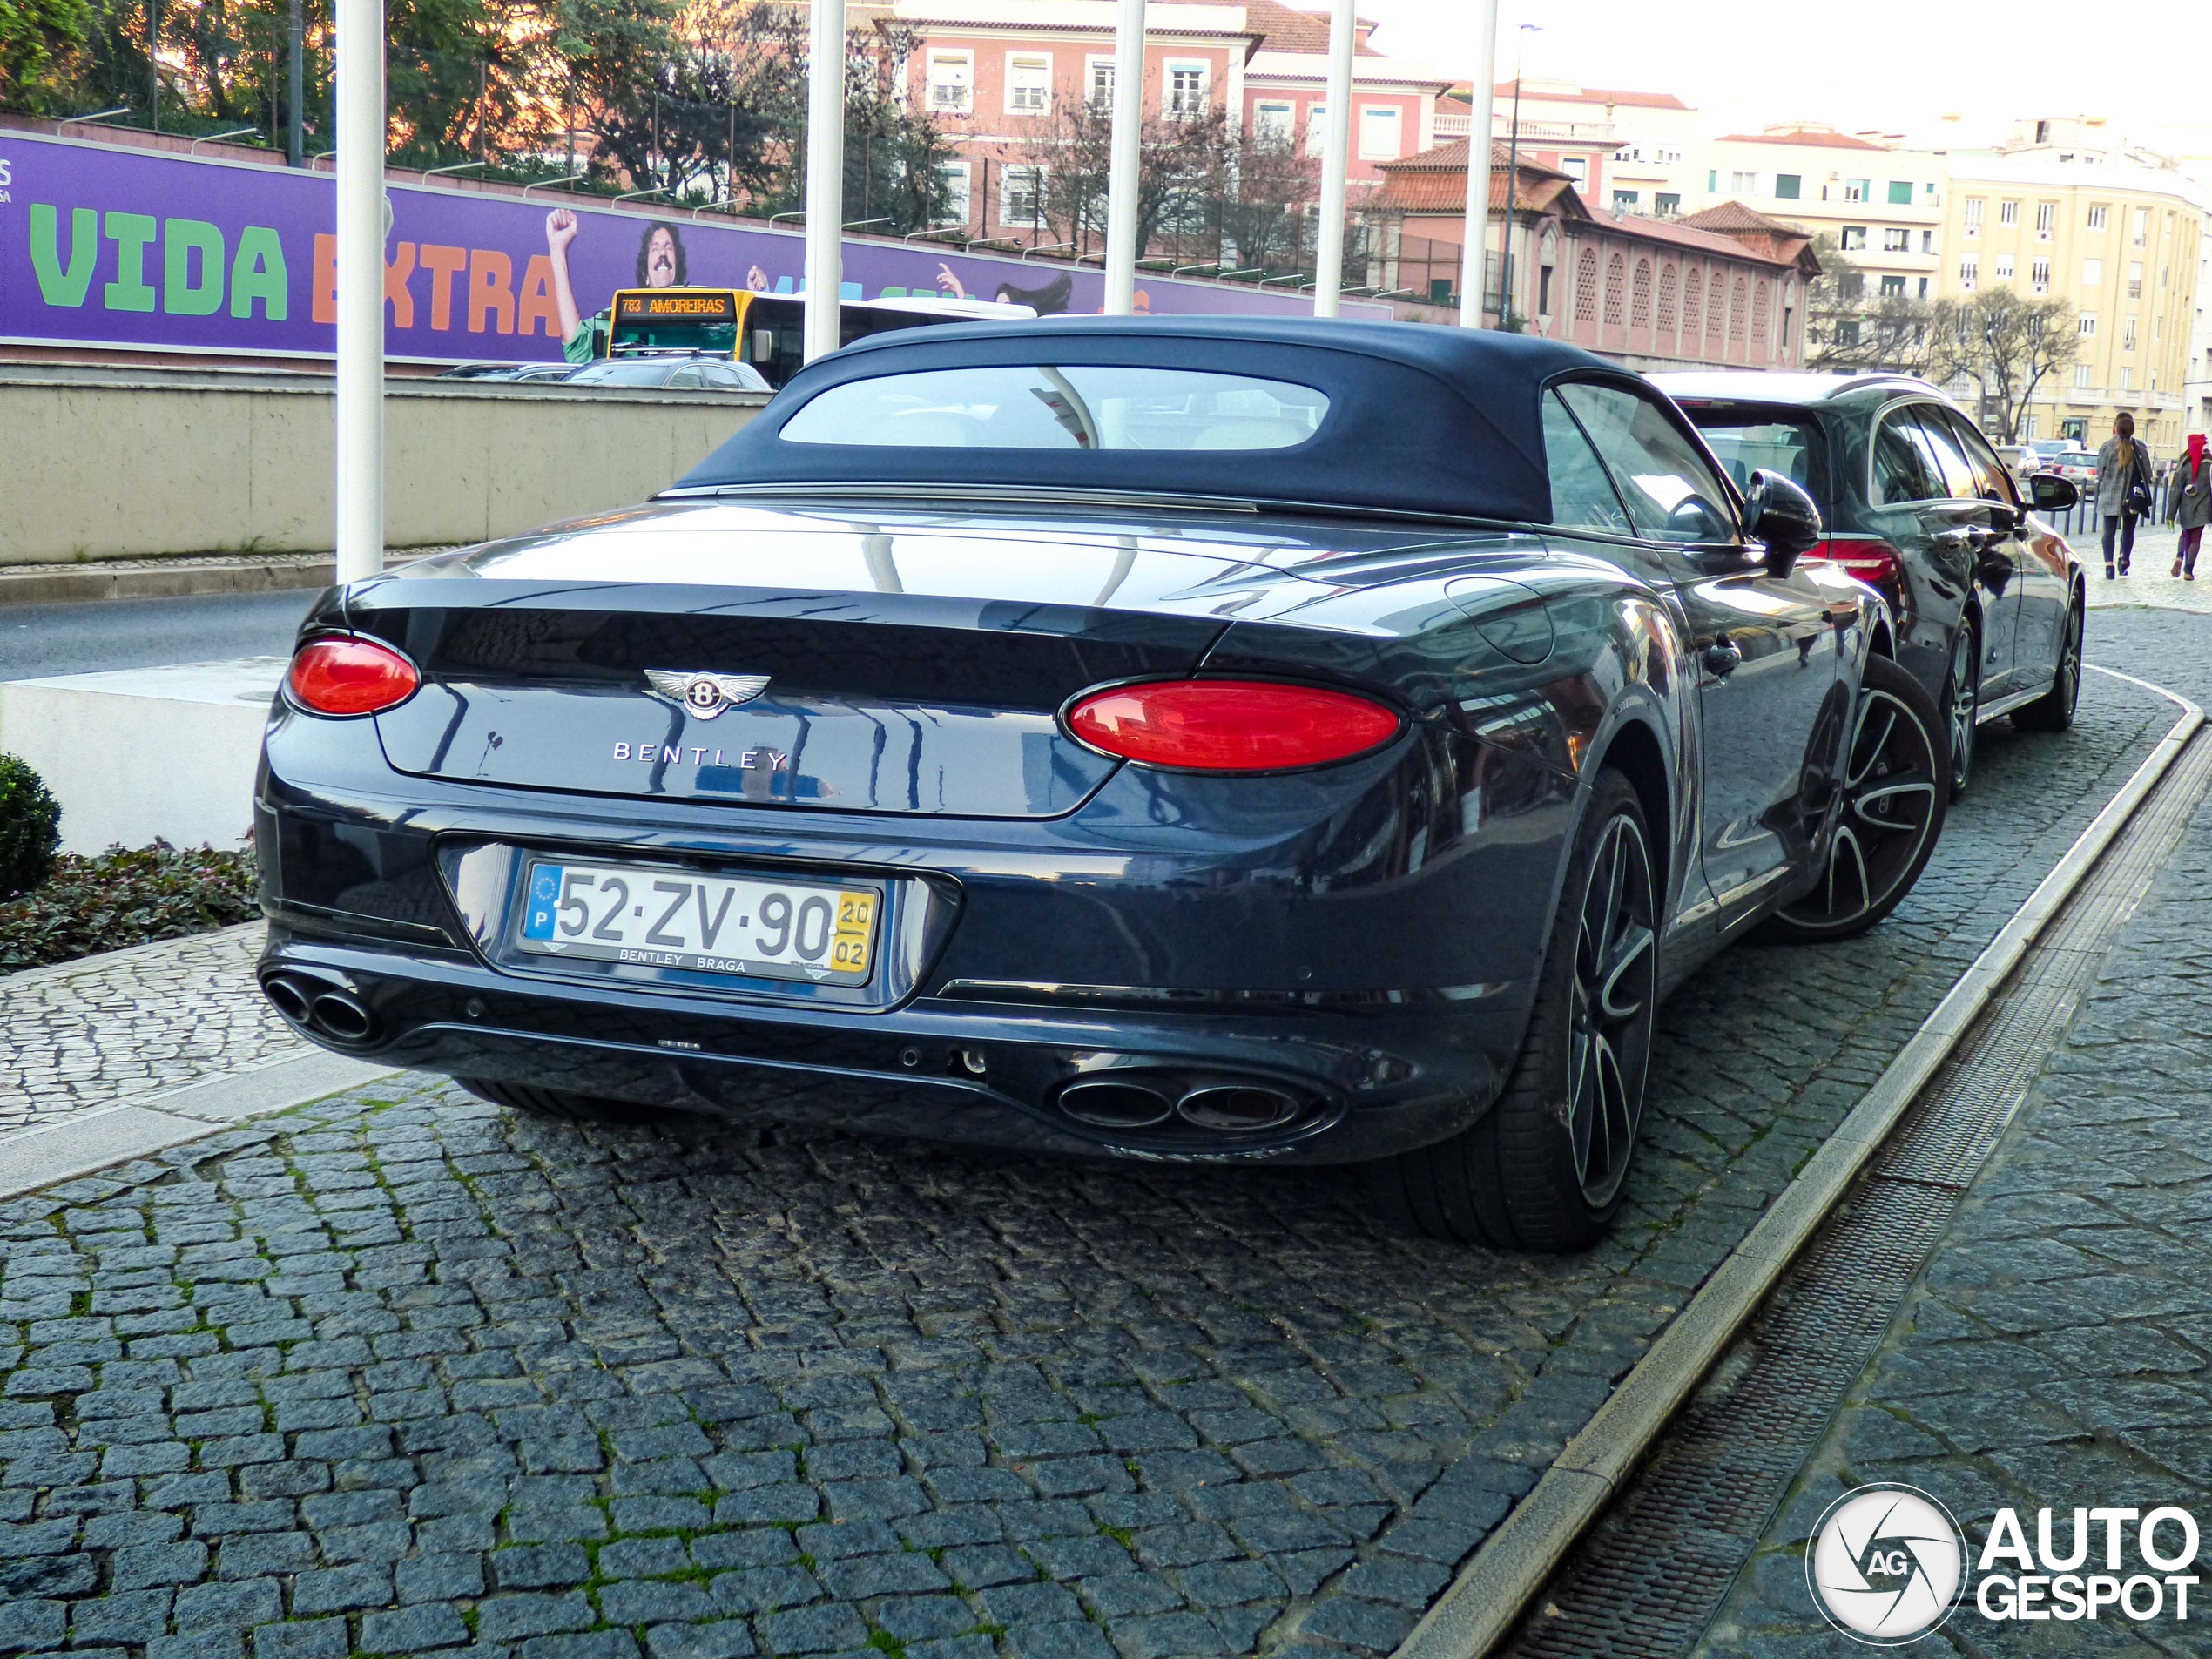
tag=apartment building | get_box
[1940,118,2206,449]
[1690,126,1949,304]
[1488,80,1698,217]
[880,0,1451,244]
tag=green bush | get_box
[0,841,259,972]
[0,753,63,898]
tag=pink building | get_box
[1370,143,1821,371]
[878,0,1450,244]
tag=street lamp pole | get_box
[1497,25,1537,330]
[802,0,847,362]
[1102,0,1146,314]
[1455,0,1498,327]
[1311,0,1356,317]
[334,0,385,581]
[287,0,303,166]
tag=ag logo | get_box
[1808,1484,1968,1644]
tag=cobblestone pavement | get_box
[0,619,2188,1659]
[0,925,303,1135]
[1697,609,2212,1658]
[2086,526,2212,617]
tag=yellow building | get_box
[1939,118,2204,451]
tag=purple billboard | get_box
[0,130,1387,365]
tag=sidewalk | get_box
[0,548,448,608]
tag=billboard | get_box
[0,130,1390,366]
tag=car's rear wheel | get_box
[1939,624,1979,799]
[1367,769,1657,1252]
[455,1076,658,1124]
[1763,654,1946,944]
[2013,599,2083,732]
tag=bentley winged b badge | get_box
[642,670,772,720]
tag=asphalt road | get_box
[0,589,321,681]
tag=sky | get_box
[1352,0,2212,158]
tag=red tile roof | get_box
[1679,201,1801,235]
[1715,128,1892,152]
[1494,80,1689,111]
[1243,0,1380,55]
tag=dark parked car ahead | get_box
[257,321,1946,1251]
[1654,372,2085,796]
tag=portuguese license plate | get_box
[516,860,877,985]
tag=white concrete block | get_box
[0,657,284,854]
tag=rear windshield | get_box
[1679,408,1829,515]
[778,365,1331,451]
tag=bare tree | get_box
[1021,101,1232,259]
[1928,287,2080,442]
[1802,233,1939,375]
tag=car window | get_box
[1679,408,1827,516]
[1542,391,1633,534]
[779,366,1331,450]
[1871,410,1944,505]
[1903,406,1979,500]
[666,365,704,389]
[1556,381,1736,543]
[706,363,770,390]
[566,361,678,387]
[1938,408,2020,506]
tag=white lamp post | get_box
[1102,0,1147,315]
[803,0,847,362]
[334,0,385,581]
[1458,0,1499,327]
[1311,0,1355,317]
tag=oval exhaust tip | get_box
[1177,1085,1303,1132]
[261,976,313,1023]
[309,992,375,1043]
[1057,1081,1175,1130]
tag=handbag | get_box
[2127,453,2154,516]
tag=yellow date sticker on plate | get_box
[831,890,875,974]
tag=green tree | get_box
[0,0,91,111]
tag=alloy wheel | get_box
[1785,682,1942,932]
[1946,629,1977,792]
[1568,812,1657,1208]
[2053,610,2081,721]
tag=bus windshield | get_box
[610,289,740,358]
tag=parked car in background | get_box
[1656,371,2085,799]
[2029,438,2099,491]
[558,355,770,392]
[435,362,577,383]
[256,320,1946,1253]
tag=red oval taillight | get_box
[1064,679,1401,772]
[286,636,420,717]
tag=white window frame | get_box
[1000,163,1047,229]
[1305,101,1326,155]
[1994,253,2014,280]
[1730,170,1757,193]
[1357,104,1402,161]
[2134,206,2149,246]
[1561,155,1587,185]
[1843,177,1869,202]
[2074,363,2094,388]
[2035,200,2056,239]
[927,50,974,115]
[2000,199,2020,226]
[1840,225,1867,251]
[2083,258,2102,285]
[1085,55,1115,112]
[1251,99,1293,145]
[1163,58,1210,120]
[2129,260,2143,299]
[1964,198,1984,236]
[2123,314,2138,350]
[1883,227,1910,253]
[1959,254,1978,289]
[2087,204,2108,231]
[2030,257,2050,293]
[934,159,971,227]
[1003,51,1051,116]
[2078,313,2096,336]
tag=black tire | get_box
[455,1076,657,1123]
[2013,598,2084,732]
[1763,654,1947,944]
[1939,623,1979,799]
[1367,769,1659,1252]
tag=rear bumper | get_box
[260,924,1514,1164]
[254,698,1576,1165]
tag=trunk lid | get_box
[354,500,1408,819]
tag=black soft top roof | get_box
[673,316,1622,523]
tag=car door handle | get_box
[1703,638,1744,678]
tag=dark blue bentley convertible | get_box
[256,319,1946,1250]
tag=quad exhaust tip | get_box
[1056,1075,1310,1136]
[261,973,380,1046]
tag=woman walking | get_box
[2095,412,2154,577]
[2170,431,2211,580]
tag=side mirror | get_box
[2030,471,2080,513]
[1741,469,1824,575]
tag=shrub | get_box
[0,753,63,898]
[0,840,259,972]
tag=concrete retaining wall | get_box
[0,364,766,564]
